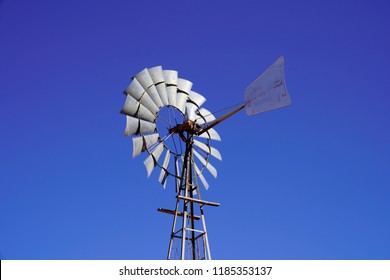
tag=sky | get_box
[1,0,389,260]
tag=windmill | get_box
[120,56,291,260]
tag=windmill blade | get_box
[121,94,156,123]
[124,77,144,100]
[177,78,193,94]
[155,83,169,106]
[192,149,217,178]
[158,149,171,188]
[132,136,144,158]
[135,68,164,108]
[124,116,139,136]
[134,68,155,89]
[193,139,222,160]
[144,133,160,150]
[189,91,206,108]
[185,103,197,121]
[148,66,164,83]
[146,85,164,109]
[124,116,155,137]
[176,92,187,114]
[139,119,156,134]
[196,127,221,141]
[193,162,209,190]
[132,133,159,158]
[186,91,207,121]
[143,156,154,177]
[244,56,291,116]
[125,77,159,114]
[175,156,182,192]
[163,70,178,107]
[143,143,164,177]
[195,108,216,125]
[176,78,192,114]
[148,66,169,106]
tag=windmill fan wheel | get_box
[121,66,222,189]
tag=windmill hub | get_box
[168,120,201,139]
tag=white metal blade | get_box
[192,149,217,178]
[132,133,159,158]
[135,68,165,107]
[176,78,192,113]
[177,78,193,94]
[166,86,177,108]
[197,127,221,141]
[137,67,164,108]
[185,103,197,121]
[139,91,159,115]
[163,70,178,107]
[189,91,206,108]
[193,139,222,160]
[143,143,164,177]
[176,92,188,114]
[121,94,139,115]
[244,56,291,116]
[194,162,209,190]
[175,156,181,192]
[126,77,159,115]
[144,133,159,150]
[163,70,178,84]
[148,66,164,83]
[124,78,144,100]
[155,83,169,106]
[124,116,139,136]
[162,176,168,189]
[132,136,144,158]
[121,94,156,122]
[148,66,169,106]
[158,149,171,188]
[139,119,156,134]
[146,85,164,108]
[195,108,216,125]
[135,68,154,88]
[151,142,164,162]
[143,155,154,177]
[137,105,156,122]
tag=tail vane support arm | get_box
[196,104,245,137]
[196,56,291,136]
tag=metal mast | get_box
[158,130,220,259]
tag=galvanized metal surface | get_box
[193,162,209,190]
[121,66,222,189]
[193,139,222,160]
[158,149,170,188]
[244,56,291,116]
[132,133,159,158]
[192,149,217,178]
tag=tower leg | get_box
[165,137,219,260]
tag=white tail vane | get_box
[194,56,291,139]
[244,56,291,116]
[121,58,291,260]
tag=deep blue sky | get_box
[1,0,389,260]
